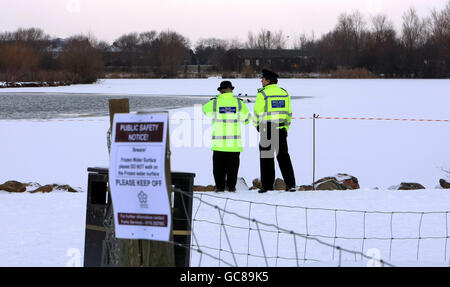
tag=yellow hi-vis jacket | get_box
[203,92,250,152]
[253,84,293,131]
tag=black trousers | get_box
[259,124,296,190]
[213,151,240,191]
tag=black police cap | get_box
[217,81,235,91]
[261,69,279,79]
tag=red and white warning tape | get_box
[293,116,450,123]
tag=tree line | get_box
[296,5,450,78]
[0,2,448,84]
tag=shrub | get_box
[0,43,39,83]
[59,36,104,84]
[329,67,377,79]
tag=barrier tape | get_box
[293,116,450,123]
[0,116,448,123]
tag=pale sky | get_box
[0,0,447,47]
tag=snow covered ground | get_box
[190,189,450,267]
[0,78,449,267]
[0,192,86,267]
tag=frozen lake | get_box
[0,92,209,119]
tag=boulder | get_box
[439,179,450,189]
[336,173,360,190]
[311,174,360,191]
[250,178,263,190]
[314,177,336,184]
[299,185,314,191]
[249,178,287,191]
[315,179,348,191]
[193,185,216,192]
[0,181,80,193]
[29,185,54,194]
[55,184,78,193]
[0,181,27,193]
[397,182,426,190]
[274,178,286,191]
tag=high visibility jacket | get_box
[203,92,250,152]
[253,84,293,131]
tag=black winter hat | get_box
[261,69,279,80]
[217,81,235,91]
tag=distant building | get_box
[222,49,311,73]
[45,38,68,56]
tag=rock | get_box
[439,179,450,189]
[299,185,314,191]
[315,179,348,191]
[250,178,263,190]
[397,182,426,190]
[29,185,54,193]
[0,181,80,193]
[312,174,360,191]
[274,178,286,191]
[193,185,216,192]
[336,173,360,189]
[314,177,336,184]
[55,185,79,193]
[0,181,27,193]
[56,185,78,193]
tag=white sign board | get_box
[109,113,171,241]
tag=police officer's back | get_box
[253,69,296,193]
[203,81,250,192]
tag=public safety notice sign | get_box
[109,113,171,242]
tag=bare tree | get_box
[0,28,51,82]
[430,1,450,39]
[293,31,315,50]
[95,40,111,51]
[195,38,228,67]
[113,33,141,69]
[332,11,368,67]
[139,31,157,50]
[228,37,244,49]
[157,30,191,77]
[246,31,258,49]
[367,14,399,76]
[0,43,39,83]
[351,11,367,39]
[113,33,140,51]
[400,8,430,77]
[246,29,287,49]
[59,35,104,83]
[402,8,428,49]
[429,1,450,76]
[13,27,50,42]
[135,31,158,71]
[371,14,395,43]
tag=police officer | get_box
[203,81,250,192]
[253,69,296,193]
